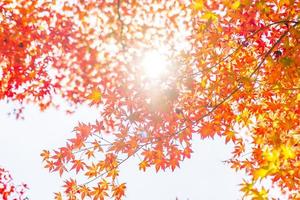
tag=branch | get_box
[167,20,299,142]
[82,144,145,186]
[249,24,296,78]
[179,20,299,80]
[78,21,299,188]
[276,87,300,91]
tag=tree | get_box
[1,0,299,199]
[0,167,28,200]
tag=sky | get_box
[0,103,243,200]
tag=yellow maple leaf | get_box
[281,145,296,160]
[263,148,279,163]
[139,160,149,172]
[297,93,300,101]
[193,0,204,10]
[240,180,254,196]
[279,0,291,7]
[253,187,268,199]
[87,88,102,105]
[231,1,241,9]
[253,168,269,180]
[201,11,218,24]
[54,192,63,200]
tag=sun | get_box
[141,51,169,79]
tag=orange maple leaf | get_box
[91,184,108,200]
[139,160,149,172]
[85,163,99,178]
[70,159,86,174]
[112,183,126,199]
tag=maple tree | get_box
[0,167,28,200]
[1,0,300,199]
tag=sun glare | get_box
[141,51,169,79]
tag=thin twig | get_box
[179,20,299,80]
[163,20,298,142]
[82,144,144,186]
[80,20,299,187]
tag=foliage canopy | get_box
[1,0,299,199]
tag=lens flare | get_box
[141,51,168,79]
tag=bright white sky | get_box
[0,103,243,200]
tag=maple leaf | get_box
[86,150,95,159]
[73,122,92,139]
[68,136,85,150]
[6,0,298,198]
[93,120,104,133]
[54,192,63,200]
[231,1,240,10]
[139,160,150,172]
[183,146,193,159]
[60,144,75,162]
[107,168,119,180]
[252,187,269,200]
[253,168,269,181]
[85,163,99,178]
[193,0,204,10]
[45,160,55,172]
[154,158,167,172]
[40,150,50,161]
[100,180,109,190]
[200,123,215,138]
[169,158,180,171]
[54,164,67,177]
[91,184,108,200]
[112,183,126,199]
[92,140,103,152]
[79,185,91,199]
[240,180,254,197]
[63,178,78,194]
[224,130,236,144]
[87,88,102,106]
[70,159,86,174]
[281,145,296,160]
